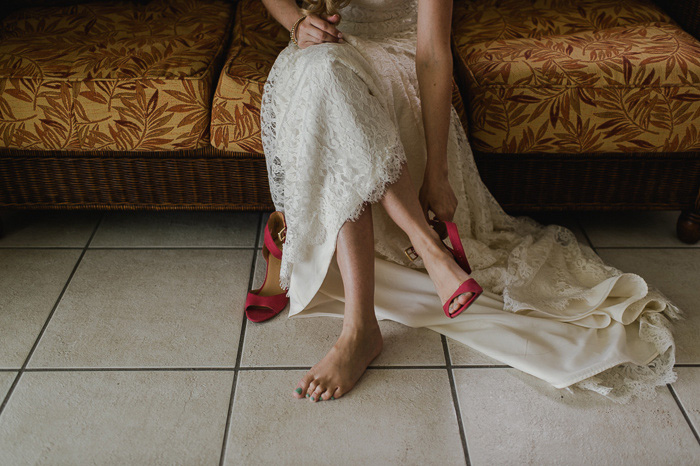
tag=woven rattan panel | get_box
[473,151,700,210]
[0,147,274,210]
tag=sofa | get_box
[0,0,699,243]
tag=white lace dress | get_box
[260,0,683,403]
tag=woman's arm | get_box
[415,0,454,181]
[415,0,457,221]
[261,0,305,32]
[261,0,343,47]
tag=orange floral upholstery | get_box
[210,0,288,153]
[210,0,470,153]
[452,0,700,153]
[0,0,233,151]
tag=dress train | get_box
[259,0,684,403]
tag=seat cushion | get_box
[0,0,233,151]
[452,0,700,153]
[210,0,471,153]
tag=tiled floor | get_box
[0,208,698,465]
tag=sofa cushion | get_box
[0,0,233,151]
[210,0,471,153]
[452,0,700,153]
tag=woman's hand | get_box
[418,170,458,223]
[294,12,345,49]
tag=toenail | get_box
[331,396,335,400]
[305,393,309,397]
[310,396,314,401]
[295,387,302,394]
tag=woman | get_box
[255,0,683,403]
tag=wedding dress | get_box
[259,0,683,403]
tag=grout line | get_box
[85,246,259,250]
[575,216,596,250]
[5,365,454,372]
[0,246,85,250]
[451,364,511,369]
[667,384,700,446]
[14,367,238,372]
[441,335,471,466]
[86,213,105,247]
[594,246,700,250]
[0,214,102,418]
[219,212,263,466]
[240,365,448,370]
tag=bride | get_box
[248,0,684,404]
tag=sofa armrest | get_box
[654,0,700,39]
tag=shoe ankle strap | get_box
[263,212,286,260]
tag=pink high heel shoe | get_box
[404,217,483,318]
[244,211,289,323]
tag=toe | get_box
[331,386,344,400]
[306,379,319,398]
[310,384,324,402]
[295,373,314,398]
[449,292,473,314]
[320,387,335,401]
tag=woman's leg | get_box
[379,163,474,313]
[293,202,384,402]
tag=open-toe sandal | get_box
[403,217,483,318]
[244,211,289,322]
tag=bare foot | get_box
[292,320,383,402]
[415,228,475,315]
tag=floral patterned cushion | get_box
[210,0,470,153]
[0,0,233,151]
[452,0,700,153]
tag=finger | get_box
[321,12,341,23]
[299,24,326,43]
[421,201,430,223]
[418,193,429,220]
[307,15,342,40]
[307,25,341,44]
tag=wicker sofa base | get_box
[1,147,700,243]
[0,147,273,211]
[472,151,700,244]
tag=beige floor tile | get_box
[91,211,260,248]
[27,249,252,368]
[0,210,101,247]
[578,210,693,248]
[447,338,508,366]
[0,372,16,400]
[0,250,80,368]
[453,368,700,465]
[242,252,445,367]
[672,367,700,434]
[224,369,464,464]
[257,210,273,248]
[0,370,233,465]
[597,249,700,364]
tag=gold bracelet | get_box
[290,15,307,46]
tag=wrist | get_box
[424,162,448,180]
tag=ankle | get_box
[342,318,380,335]
[412,227,446,260]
